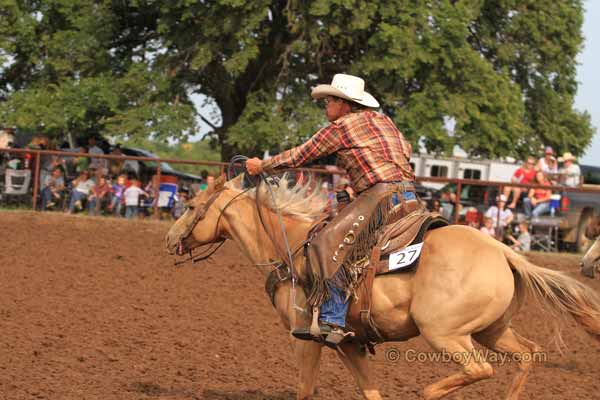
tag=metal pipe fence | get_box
[1,147,600,227]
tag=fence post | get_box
[454,181,462,224]
[32,151,41,210]
[154,161,161,220]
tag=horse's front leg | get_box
[294,339,322,400]
[336,342,382,400]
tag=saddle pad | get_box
[375,214,448,274]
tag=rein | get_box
[172,157,309,314]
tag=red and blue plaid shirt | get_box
[262,111,415,193]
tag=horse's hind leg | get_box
[336,342,382,400]
[474,327,541,400]
[421,334,494,400]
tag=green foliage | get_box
[0,0,594,162]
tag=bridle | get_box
[172,156,312,314]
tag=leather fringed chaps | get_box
[306,183,395,309]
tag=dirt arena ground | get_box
[1,211,600,399]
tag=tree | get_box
[1,0,594,160]
[0,0,197,145]
[154,0,593,160]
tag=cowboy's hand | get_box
[246,157,263,176]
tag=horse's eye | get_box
[186,205,194,211]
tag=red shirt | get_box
[262,111,414,193]
[513,167,535,184]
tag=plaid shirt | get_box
[262,111,414,193]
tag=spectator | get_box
[171,190,189,220]
[74,145,90,173]
[503,156,536,210]
[199,170,209,191]
[508,221,531,252]
[40,167,65,210]
[109,144,125,177]
[124,179,148,219]
[430,198,443,214]
[88,137,106,172]
[439,189,456,221]
[558,152,581,187]
[479,216,496,238]
[68,170,95,213]
[523,171,552,218]
[87,176,111,216]
[108,174,126,217]
[484,194,514,239]
[536,146,558,175]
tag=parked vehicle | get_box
[119,147,204,186]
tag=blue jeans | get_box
[68,191,87,213]
[125,205,138,219]
[524,198,551,218]
[319,285,349,327]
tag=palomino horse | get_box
[166,175,600,400]
[581,215,600,278]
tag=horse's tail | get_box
[505,248,600,345]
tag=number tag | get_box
[389,243,423,271]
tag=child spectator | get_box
[87,176,111,216]
[479,216,496,238]
[124,179,148,219]
[503,156,536,210]
[484,194,514,239]
[523,171,552,218]
[171,190,189,220]
[68,170,95,213]
[40,167,65,210]
[109,174,126,217]
[508,221,531,252]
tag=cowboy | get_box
[246,74,416,346]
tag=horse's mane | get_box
[224,173,329,221]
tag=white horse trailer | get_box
[411,153,518,189]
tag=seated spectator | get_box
[68,170,95,213]
[503,157,536,210]
[479,216,496,238]
[508,221,531,252]
[88,176,111,216]
[171,190,189,220]
[558,152,581,187]
[536,146,558,175]
[523,171,552,218]
[124,179,148,219]
[108,174,127,217]
[484,194,514,239]
[40,167,65,210]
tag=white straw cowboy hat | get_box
[558,152,577,162]
[311,74,380,108]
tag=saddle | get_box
[346,207,448,351]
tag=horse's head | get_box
[581,216,600,278]
[165,176,228,255]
